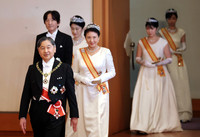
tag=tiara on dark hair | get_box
[146,18,158,23]
[70,16,85,23]
[166,8,177,14]
[85,24,100,31]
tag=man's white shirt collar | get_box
[42,57,55,68]
[46,29,58,41]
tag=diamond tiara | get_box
[146,18,158,23]
[70,16,85,23]
[166,8,177,13]
[86,24,100,31]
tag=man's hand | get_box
[19,117,26,134]
[70,118,78,132]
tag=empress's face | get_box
[85,31,99,48]
[44,14,59,34]
[38,40,56,62]
[146,26,157,37]
[71,24,83,39]
[167,14,177,27]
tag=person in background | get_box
[70,15,88,63]
[159,8,192,122]
[66,24,116,137]
[65,15,88,136]
[130,18,182,134]
[19,37,78,137]
[33,10,73,66]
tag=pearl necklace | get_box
[167,27,177,33]
[87,46,100,53]
[73,37,84,46]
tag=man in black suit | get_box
[19,37,78,137]
[33,10,73,66]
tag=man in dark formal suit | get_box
[19,37,78,137]
[33,10,73,66]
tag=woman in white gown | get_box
[159,9,192,122]
[65,15,87,137]
[70,15,88,63]
[130,18,182,134]
[66,24,116,137]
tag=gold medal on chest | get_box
[43,79,48,84]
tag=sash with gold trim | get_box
[79,48,109,94]
[141,37,165,77]
[161,28,184,66]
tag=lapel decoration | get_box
[50,86,58,94]
[60,86,66,94]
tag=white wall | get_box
[130,0,200,98]
[0,0,92,111]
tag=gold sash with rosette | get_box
[79,48,109,94]
[161,28,184,67]
[141,37,165,77]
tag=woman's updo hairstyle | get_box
[84,23,100,37]
[70,15,85,29]
[165,8,178,19]
[145,17,159,28]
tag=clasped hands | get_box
[81,77,101,86]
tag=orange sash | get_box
[79,48,109,94]
[161,28,184,66]
[141,38,165,77]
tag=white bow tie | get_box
[46,33,56,41]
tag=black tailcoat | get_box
[19,60,78,135]
[33,30,73,66]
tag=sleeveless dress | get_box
[159,28,192,122]
[130,38,182,133]
[66,47,116,137]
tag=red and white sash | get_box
[41,88,65,119]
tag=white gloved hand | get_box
[155,58,172,66]
[92,77,101,84]
[136,57,156,68]
[176,42,187,52]
[143,61,156,68]
[80,77,94,86]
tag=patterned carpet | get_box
[181,118,200,130]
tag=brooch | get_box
[60,86,66,94]
[50,86,58,94]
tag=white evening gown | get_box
[66,47,116,137]
[130,38,182,133]
[159,28,192,122]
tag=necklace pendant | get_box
[43,79,48,84]
[44,73,48,77]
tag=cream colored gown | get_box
[130,38,182,133]
[66,47,116,137]
[159,28,192,122]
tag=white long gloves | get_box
[177,42,187,52]
[136,57,156,68]
[155,58,172,66]
[170,42,187,54]
[136,57,172,67]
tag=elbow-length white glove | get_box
[176,42,187,52]
[155,58,172,66]
[136,57,156,68]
